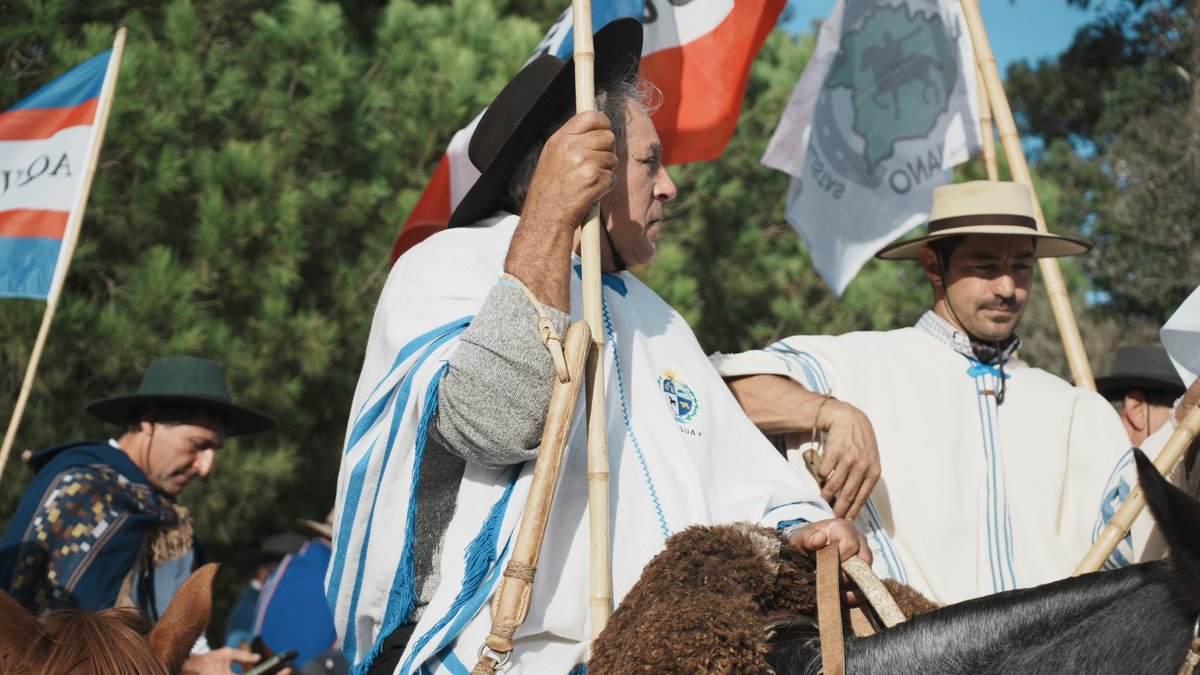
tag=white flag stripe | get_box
[0,128,93,213]
[763,0,981,296]
[643,0,733,52]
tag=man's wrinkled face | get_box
[923,235,1035,342]
[143,416,224,496]
[600,106,677,268]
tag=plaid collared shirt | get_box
[914,310,1020,365]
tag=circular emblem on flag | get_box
[659,371,699,425]
[811,2,962,191]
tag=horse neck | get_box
[842,563,1193,675]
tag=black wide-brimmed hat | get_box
[86,355,275,436]
[446,18,643,229]
[877,181,1092,260]
[1096,344,1187,401]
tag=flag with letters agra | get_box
[394,0,786,260]
[0,50,114,303]
[763,0,981,296]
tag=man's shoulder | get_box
[29,441,142,480]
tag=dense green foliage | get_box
[1,0,1194,641]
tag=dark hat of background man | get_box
[876,181,1092,260]
[1095,344,1187,401]
[86,355,276,436]
[446,18,643,229]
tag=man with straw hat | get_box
[330,18,860,675]
[0,355,274,673]
[714,180,1157,605]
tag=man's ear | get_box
[918,247,943,287]
[1124,391,1149,431]
[138,405,158,434]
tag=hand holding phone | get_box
[244,649,298,675]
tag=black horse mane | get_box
[768,450,1200,675]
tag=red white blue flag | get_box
[394,0,786,260]
[0,50,113,302]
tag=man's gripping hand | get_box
[520,111,617,232]
[818,401,881,520]
[788,518,871,566]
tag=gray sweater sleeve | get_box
[431,282,572,469]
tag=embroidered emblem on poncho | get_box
[659,371,699,425]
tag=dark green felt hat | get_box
[86,356,275,436]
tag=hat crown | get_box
[138,356,233,401]
[929,180,1035,224]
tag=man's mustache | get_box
[978,297,1022,312]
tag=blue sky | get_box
[781,0,1106,75]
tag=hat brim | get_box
[86,394,275,436]
[299,518,333,540]
[446,18,643,230]
[1095,374,1187,400]
[876,225,1092,260]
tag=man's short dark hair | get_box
[124,404,226,433]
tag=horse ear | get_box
[0,590,43,660]
[1136,449,1200,610]
[149,563,218,672]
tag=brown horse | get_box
[0,563,217,675]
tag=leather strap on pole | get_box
[816,546,846,675]
[472,322,592,672]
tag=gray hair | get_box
[499,76,661,216]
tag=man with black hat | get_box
[0,355,274,673]
[331,19,859,674]
[715,180,1155,605]
[1097,344,1187,448]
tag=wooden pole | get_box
[959,0,1096,390]
[0,28,128,484]
[1074,403,1200,575]
[975,59,999,181]
[479,322,591,659]
[569,0,613,637]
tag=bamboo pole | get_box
[0,28,128,484]
[569,0,613,637]
[1074,403,1200,575]
[959,0,1096,390]
[975,58,999,181]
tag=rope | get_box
[502,273,570,382]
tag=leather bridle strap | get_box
[816,546,846,675]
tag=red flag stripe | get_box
[0,209,70,239]
[0,100,99,141]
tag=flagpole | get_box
[975,55,999,181]
[569,0,614,637]
[0,27,128,484]
[959,0,1096,390]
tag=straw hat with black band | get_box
[445,18,642,231]
[876,181,1091,261]
[86,355,274,436]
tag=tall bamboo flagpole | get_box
[975,58,999,181]
[0,28,128,485]
[959,0,1096,390]
[569,0,614,637]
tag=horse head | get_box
[1136,448,1200,613]
[0,563,218,674]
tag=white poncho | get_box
[328,215,830,674]
[713,327,1147,605]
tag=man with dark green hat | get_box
[1097,343,1187,448]
[0,355,274,673]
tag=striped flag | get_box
[393,0,786,261]
[0,50,114,302]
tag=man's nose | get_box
[194,449,215,478]
[655,166,677,202]
[992,270,1017,296]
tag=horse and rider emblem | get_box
[812,0,963,188]
[659,371,699,425]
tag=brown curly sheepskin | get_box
[588,523,937,674]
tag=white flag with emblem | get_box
[763,0,981,296]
